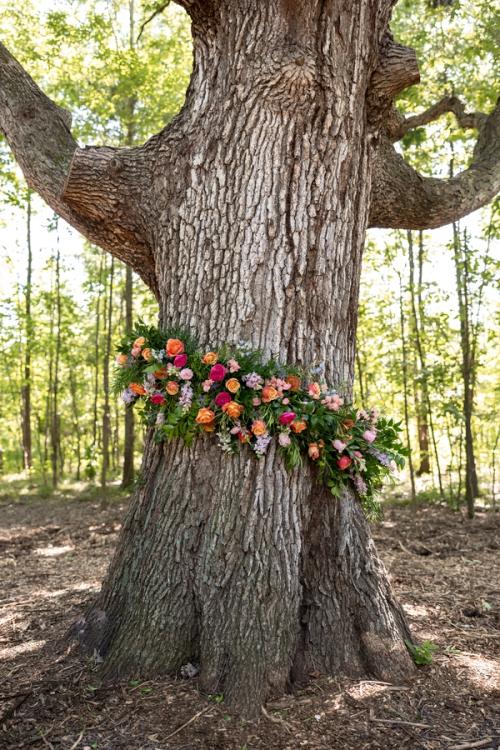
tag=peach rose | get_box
[142,348,153,362]
[116,354,128,366]
[166,381,180,395]
[308,443,320,460]
[308,382,321,400]
[195,407,216,425]
[166,338,185,357]
[133,336,146,348]
[129,382,146,396]
[202,351,218,365]
[262,385,279,403]
[226,378,241,394]
[154,367,168,379]
[290,419,307,433]
[222,401,244,419]
[342,419,355,430]
[285,374,301,392]
[251,419,267,436]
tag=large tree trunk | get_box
[72,1,415,715]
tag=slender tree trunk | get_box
[121,266,135,487]
[101,257,114,488]
[92,254,105,457]
[399,274,416,505]
[414,231,430,474]
[452,222,478,518]
[74,3,416,716]
[51,226,62,488]
[407,230,444,497]
[21,191,33,471]
[69,369,82,481]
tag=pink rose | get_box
[227,358,240,373]
[131,346,141,358]
[215,391,232,407]
[179,368,193,380]
[333,439,347,452]
[202,379,213,392]
[278,432,291,447]
[252,397,261,406]
[174,353,188,368]
[282,398,290,405]
[210,364,227,382]
[337,456,352,471]
[308,382,321,400]
[279,411,296,425]
[362,430,376,443]
[151,393,166,406]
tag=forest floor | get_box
[0,489,499,750]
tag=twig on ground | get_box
[67,730,84,750]
[163,706,210,741]
[449,739,496,750]
[261,705,294,733]
[370,717,431,729]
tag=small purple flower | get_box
[243,372,264,390]
[368,447,391,467]
[253,434,272,457]
[121,388,135,404]
[353,474,368,496]
[179,383,193,411]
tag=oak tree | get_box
[1,0,498,715]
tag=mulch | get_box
[0,496,498,750]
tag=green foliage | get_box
[405,640,438,666]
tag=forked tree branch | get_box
[390,95,488,142]
[370,99,500,229]
[0,42,158,293]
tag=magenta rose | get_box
[174,353,188,368]
[215,391,231,407]
[151,393,166,406]
[210,364,227,382]
[279,411,296,425]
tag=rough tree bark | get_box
[1,0,499,716]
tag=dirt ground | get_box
[0,494,499,750]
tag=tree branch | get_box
[390,95,487,142]
[369,99,500,229]
[0,42,158,294]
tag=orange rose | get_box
[202,351,218,365]
[154,366,168,379]
[133,336,146,348]
[129,382,146,396]
[262,385,279,403]
[290,419,307,433]
[116,353,128,366]
[285,374,301,392]
[251,419,267,436]
[195,408,216,426]
[166,381,180,395]
[308,443,320,460]
[222,401,244,419]
[202,421,216,433]
[142,348,153,362]
[166,338,185,357]
[226,378,241,394]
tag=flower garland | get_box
[114,324,407,516]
